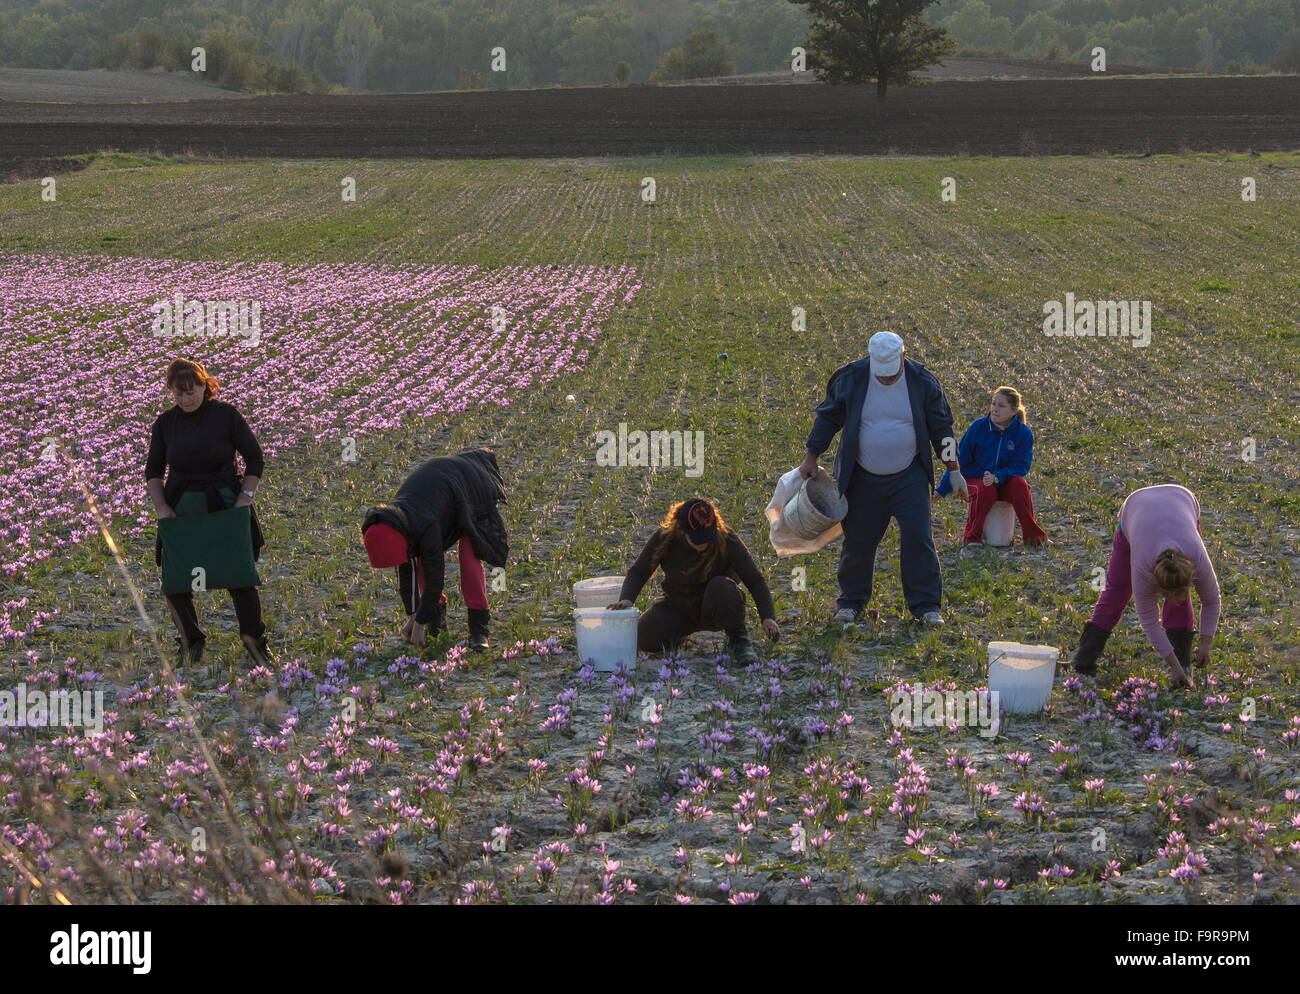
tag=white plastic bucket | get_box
[780,473,848,541]
[981,501,1016,547]
[574,607,639,672]
[574,575,625,609]
[987,641,1058,713]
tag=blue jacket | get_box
[805,357,956,497]
[935,416,1034,495]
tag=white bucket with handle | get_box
[987,641,1058,713]
[981,502,1016,547]
[574,575,625,609]
[780,472,848,541]
[574,607,638,672]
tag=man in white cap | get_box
[799,332,963,627]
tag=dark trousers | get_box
[166,587,265,644]
[637,575,747,652]
[837,457,941,617]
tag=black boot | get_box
[174,636,205,665]
[726,629,759,668]
[1071,621,1110,675]
[1165,628,1195,671]
[241,633,275,666]
[467,608,490,652]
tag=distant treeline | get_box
[1,0,1297,94]
[928,0,1300,73]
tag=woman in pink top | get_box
[1070,484,1220,689]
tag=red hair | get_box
[166,358,219,400]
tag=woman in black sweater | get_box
[361,449,508,652]
[608,498,780,666]
[145,358,271,664]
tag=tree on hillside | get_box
[269,3,320,67]
[787,0,955,105]
[1012,9,1066,59]
[943,1,1014,54]
[650,28,737,80]
[1272,27,1300,72]
[1195,26,1220,72]
[559,6,638,85]
[626,0,695,78]
[335,6,383,92]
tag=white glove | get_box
[952,473,969,497]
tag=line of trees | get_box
[928,0,1300,73]
[1,0,1297,93]
[0,0,812,93]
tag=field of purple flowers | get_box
[2,153,1297,904]
[0,252,640,640]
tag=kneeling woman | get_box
[1071,484,1221,689]
[146,358,271,664]
[361,448,507,651]
[608,498,780,666]
[934,385,1049,548]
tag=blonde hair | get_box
[1153,548,1193,598]
[993,385,1027,424]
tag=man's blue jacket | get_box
[805,356,956,497]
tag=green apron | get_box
[158,487,261,595]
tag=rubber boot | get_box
[174,636,205,665]
[725,629,759,668]
[467,608,490,652]
[241,633,275,666]
[1071,621,1110,675]
[1165,628,1195,671]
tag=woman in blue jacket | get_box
[933,386,1049,548]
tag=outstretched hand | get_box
[1165,653,1194,689]
[402,616,427,647]
[761,618,781,641]
[607,600,634,611]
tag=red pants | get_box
[962,476,1048,545]
[413,535,489,610]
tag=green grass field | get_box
[3,151,1298,903]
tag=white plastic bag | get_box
[766,467,844,557]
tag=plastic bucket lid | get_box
[987,641,1059,662]
[575,607,638,620]
[574,576,623,592]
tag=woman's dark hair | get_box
[648,499,732,577]
[166,358,219,400]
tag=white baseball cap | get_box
[869,331,904,376]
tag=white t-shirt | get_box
[857,372,916,475]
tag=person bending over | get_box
[1071,484,1220,689]
[362,448,507,651]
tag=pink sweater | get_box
[1118,485,1221,658]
